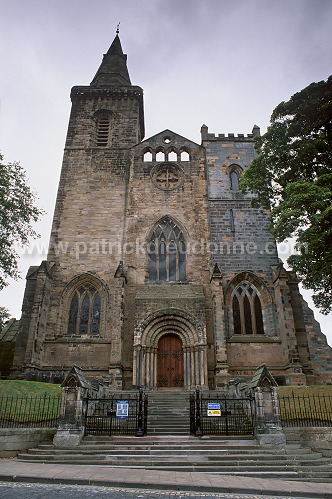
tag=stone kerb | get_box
[245,364,286,446]
[53,365,99,447]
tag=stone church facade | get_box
[12,35,332,388]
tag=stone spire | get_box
[90,34,131,86]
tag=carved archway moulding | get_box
[134,308,206,348]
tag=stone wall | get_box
[284,427,332,457]
[0,428,56,458]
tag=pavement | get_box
[0,459,332,498]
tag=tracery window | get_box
[149,217,186,282]
[232,282,264,335]
[67,286,101,336]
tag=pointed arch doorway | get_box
[157,333,184,387]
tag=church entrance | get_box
[157,334,184,387]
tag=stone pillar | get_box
[253,386,286,446]
[109,263,126,389]
[272,264,307,385]
[211,265,229,388]
[247,364,286,446]
[12,261,54,376]
[53,366,96,447]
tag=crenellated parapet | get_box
[201,124,260,142]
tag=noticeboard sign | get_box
[116,400,129,418]
[207,402,221,416]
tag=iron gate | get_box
[190,389,255,436]
[84,389,148,437]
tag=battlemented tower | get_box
[11,35,332,387]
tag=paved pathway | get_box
[0,459,331,498]
[0,481,298,498]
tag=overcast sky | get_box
[0,0,331,344]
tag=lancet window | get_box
[232,282,264,335]
[149,217,186,282]
[67,286,101,336]
[230,170,240,190]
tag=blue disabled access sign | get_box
[207,402,221,416]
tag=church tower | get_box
[12,35,332,388]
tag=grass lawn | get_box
[277,385,332,425]
[0,381,61,424]
[0,380,61,397]
[277,385,332,396]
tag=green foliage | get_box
[0,153,44,289]
[0,306,10,329]
[240,76,332,313]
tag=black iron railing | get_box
[190,389,255,436]
[0,394,61,428]
[279,392,332,427]
[85,388,148,437]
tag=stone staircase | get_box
[17,390,332,482]
[147,390,190,435]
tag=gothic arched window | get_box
[149,217,186,282]
[67,286,101,336]
[232,282,264,335]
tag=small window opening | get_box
[180,151,190,161]
[156,151,165,161]
[143,151,153,162]
[230,209,235,233]
[230,170,239,190]
[168,151,177,162]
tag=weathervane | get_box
[116,22,120,35]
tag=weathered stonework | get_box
[11,35,332,388]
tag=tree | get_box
[0,153,44,289]
[240,76,332,314]
[0,306,10,330]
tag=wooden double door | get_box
[157,334,184,387]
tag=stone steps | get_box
[17,435,332,481]
[16,390,332,482]
[147,394,190,436]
